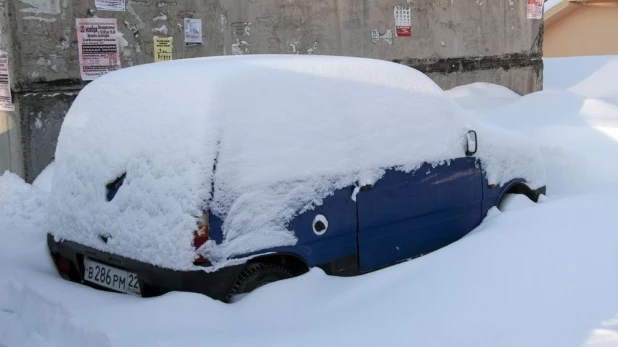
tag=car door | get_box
[356,157,483,272]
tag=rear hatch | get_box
[48,62,219,271]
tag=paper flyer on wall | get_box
[394,6,412,37]
[0,55,14,112]
[154,37,173,62]
[527,0,543,19]
[184,18,202,46]
[76,18,121,81]
[95,0,125,11]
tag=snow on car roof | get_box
[49,55,545,270]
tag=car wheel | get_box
[498,193,535,212]
[225,262,293,303]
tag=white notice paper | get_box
[95,0,125,12]
[184,18,202,46]
[76,18,121,81]
[0,55,14,111]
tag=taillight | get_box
[193,225,209,249]
[53,253,72,278]
[193,211,210,264]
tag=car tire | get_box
[225,262,293,303]
[498,193,535,212]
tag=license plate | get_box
[83,258,141,296]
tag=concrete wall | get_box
[2,0,544,181]
[544,3,618,57]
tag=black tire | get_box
[498,192,534,212]
[225,262,293,302]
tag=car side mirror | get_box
[466,130,477,156]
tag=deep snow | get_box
[447,56,618,197]
[32,161,54,193]
[3,55,618,347]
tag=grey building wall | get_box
[1,0,544,182]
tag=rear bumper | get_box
[47,233,244,302]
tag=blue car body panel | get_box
[211,157,536,274]
[210,186,359,271]
[266,186,359,271]
[356,158,483,271]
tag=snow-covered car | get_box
[47,55,546,302]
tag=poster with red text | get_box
[394,6,412,37]
[527,0,543,19]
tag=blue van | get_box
[47,55,545,302]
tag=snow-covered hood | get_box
[48,55,545,270]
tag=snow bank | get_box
[451,56,618,196]
[544,55,618,99]
[0,171,47,230]
[446,82,520,111]
[33,161,55,193]
[49,55,544,270]
[8,189,618,347]
[0,280,111,347]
